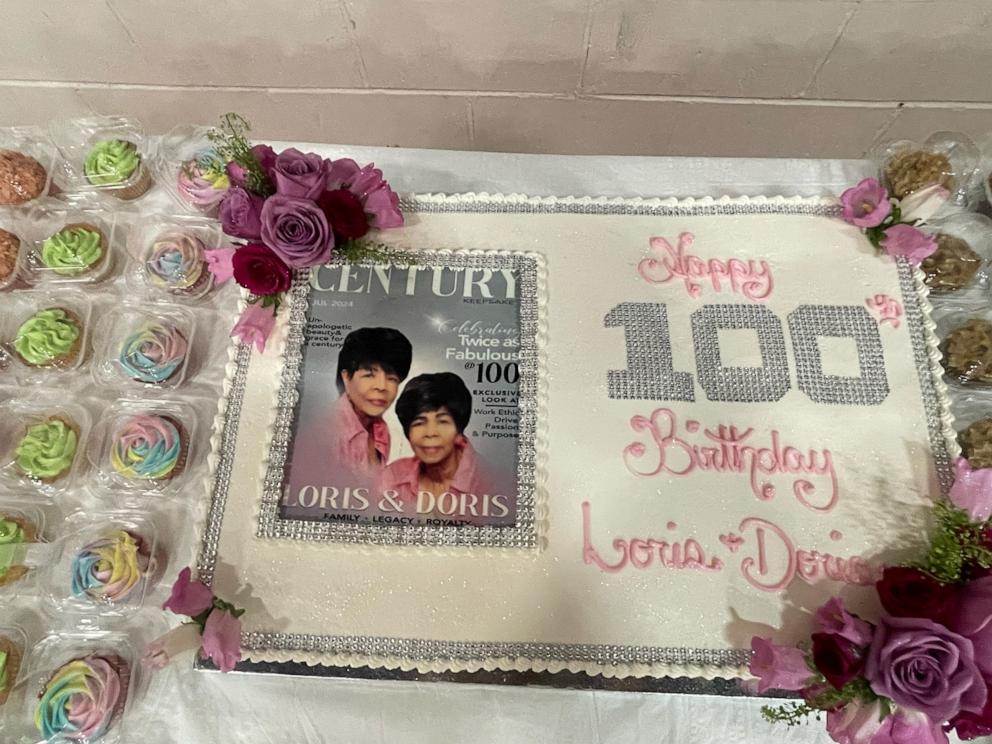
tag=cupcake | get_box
[943,319,992,384]
[0,633,23,705]
[143,230,210,296]
[884,148,954,199]
[71,529,155,604]
[0,227,20,287]
[14,416,79,483]
[40,223,105,278]
[117,321,188,385]
[35,654,130,741]
[0,513,39,588]
[177,150,230,214]
[960,418,992,469]
[84,139,151,200]
[0,149,47,206]
[922,233,983,292]
[110,414,187,482]
[14,307,83,368]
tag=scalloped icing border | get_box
[195,192,957,682]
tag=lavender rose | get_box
[272,148,326,200]
[219,187,263,240]
[259,194,333,268]
[865,615,986,722]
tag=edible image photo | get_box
[280,262,522,527]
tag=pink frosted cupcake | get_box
[176,150,229,215]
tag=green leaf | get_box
[207,113,274,197]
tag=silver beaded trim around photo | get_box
[255,250,546,549]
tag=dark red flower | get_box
[948,688,992,740]
[811,632,865,690]
[231,243,292,296]
[877,566,956,623]
[317,188,369,241]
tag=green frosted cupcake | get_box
[14,308,83,368]
[40,223,105,277]
[15,417,78,483]
[83,139,151,200]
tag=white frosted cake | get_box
[197,194,955,681]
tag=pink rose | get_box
[872,710,947,744]
[273,148,326,200]
[880,224,938,266]
[162,566,214,616]
[201,609,242,673]
[841,178,892,228]
[219,187,264,240]
[815,597,873,646]
[826,700,885,744]
[141,623,203,670]
[204,247,237,284]
[231,302,277,353]
[748,636,813,692]
[950,457,992,523]
[950,575,992,680]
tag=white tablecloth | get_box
[12,147,943,744]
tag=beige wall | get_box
[2,0,991,157]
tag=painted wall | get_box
[2,0,991,157]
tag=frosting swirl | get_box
[35,654,127,741]
[41,224,104,276]
[177,150,230,210]
[144,231,206,291]
[15,418,78,481]
[110,415,183,480]
[14,308,81,366]
[84,140,141,187]
[71,529,151,603]
[118,321,188,383]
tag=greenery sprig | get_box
[207,113,275,197]
[863,203,902,250]
[337,239,414,266]
[921,501,992,583]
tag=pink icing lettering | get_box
[638,232,774,302]
[623,408,839,512]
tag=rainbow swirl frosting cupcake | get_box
[15,417,79,483]
[177,150,229,212]
[41,223,105,277]
[71,529,152,603]
[110,415,185,481]
[143,230,208,295]
[14,308,82,368]
[118,322,188,384]
[35,654,129,741]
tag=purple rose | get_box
[272,148,326,200]
[865,615,986,722]
[811,632,866,690]
[259,194,333,268]
[325,157,361,190]
[950,458,992,523]
[814,597,873,646]
[881,223,938,266]
[219,187,263,240]
[825,700,885,744]
[873,710,948,744]
[840,178,892,228]
[748,636,813,693]
[950,575,992,680]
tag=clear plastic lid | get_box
[0,290,92,380]
[870,131,980,208]
[20,206,119,287]
[91,303,197,390]
[0,502,47,597]
[0,398,91,497]
[933,300,992,387]
[0,126,60,211]
[87,398,198,497]
[0,624,29,711]
[0,214,28,292]
[920,212,992,296]
[952,391,992,469]
[49,116,152,202]
[41,511,163,625]
[3,629,142,744]
[152,124,231,217]
[125,213,221,302]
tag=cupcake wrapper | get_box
[0,636,23,705]
[109,163,152,201]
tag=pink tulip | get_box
[204,247,237,284]
[748,636,813,692]
[162,567,214,617]
[231,302,277,353]
[142,623,203,670]
[881,224,938,266]
[841,179,892,228]
[950,458,992,523]
[201,609,242,672]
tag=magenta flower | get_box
[949,688,992,741]
[950,457,992,523]
[825,699,885,744]
[748,636,812,692]
[201,609,242,673]
[325,157,403,229]
[219,187,264,240]
[204,247,237,284]
[841,178,892,228]
[814,597,873,646]
[231,302,277,353]
[872,709,947,744]
[880,223,938,265]
[163,567,214,616]
[141,623,202,670]
[950,575,992,680]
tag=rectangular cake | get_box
[197,193,956,682]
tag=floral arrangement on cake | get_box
[142,567,245,672]
[752,457,992,742]
[839,178,948,265]
[203,114,408,352]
